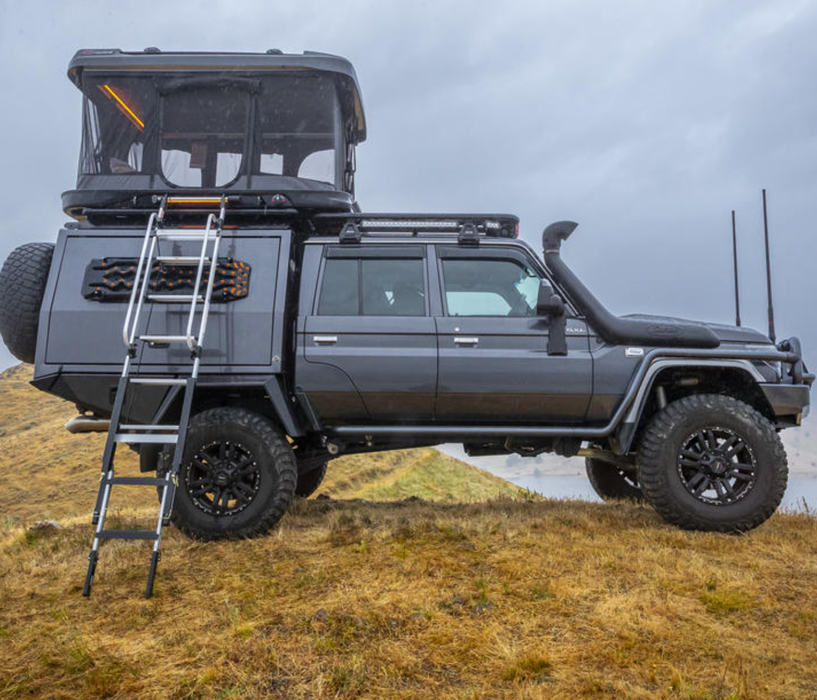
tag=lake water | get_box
[503,474,817,514]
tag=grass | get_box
[1,499,817,699]
[0,365,520,525]
[1,364,817,698]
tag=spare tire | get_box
[0,242,55,363]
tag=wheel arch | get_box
[615,360,774,454]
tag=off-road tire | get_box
[585,457,644,502]
[159,407,297,540]
[637,394,787,532]
[0,242,54,363]
[295,459,328,498]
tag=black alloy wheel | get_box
[185,440,262,516]
[637,394,787,532]
[676,427,757,506]
[154,407,297,540]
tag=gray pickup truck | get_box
[0,48,811,595]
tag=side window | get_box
[317,257,426,316]
[317,258,358,315]
[442,258,541,317]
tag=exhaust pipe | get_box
[65,416,110,434]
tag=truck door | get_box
[433,245,593,423]
[300,245,437,423]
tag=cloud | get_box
[1,0,815,373]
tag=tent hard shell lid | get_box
[63,48,366,218]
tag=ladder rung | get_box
[107,476,169,487]
[115,433,178,444]
[119,424,179,431]
[147,294,204,303]
[156,230,209,241]
[156,256,211,265]
[99,529,158,541]
[129,377,188,386]
[139,335,194,344]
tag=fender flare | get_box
[612,358,767,454]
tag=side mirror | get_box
[537,281,568,356]
[536,282,565,317]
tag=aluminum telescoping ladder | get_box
[83,195,227,598]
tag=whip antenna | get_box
[731,210,741,327]
[761,189,776,343]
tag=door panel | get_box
[297,246,437,424]
[435,316,592,422]
[433,245,593,424]
[304,316,437,421]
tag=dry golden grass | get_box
[1,365,817,699]
[2,499,817,699]
[0,364,520,527]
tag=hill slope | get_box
[0,365,520,525]
[2,365,817,699]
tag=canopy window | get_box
[160,83,250,188]
[255,75,343,188]
[78,72,347,191]
[79,77,154,177]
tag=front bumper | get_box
[759,383,811,426]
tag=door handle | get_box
[454,337,479,345]
[313,336,338,345]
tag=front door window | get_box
[441,258,540,317]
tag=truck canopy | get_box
[63,49,366,217]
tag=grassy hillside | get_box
[0,365,519,526]
[1,365,817,699]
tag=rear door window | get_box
[317,256,426,316]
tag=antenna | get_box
[731,210,741,327]
[761,189,776,343]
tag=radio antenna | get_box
[761,189,776,343]
[731,210,741,327]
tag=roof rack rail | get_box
[310,212,519,240]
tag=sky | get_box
[1,0,815,372]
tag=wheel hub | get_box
[184,440,261,516]
[676,427,757,505]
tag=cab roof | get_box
[67,48,366,142]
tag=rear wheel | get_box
[637,394,787,532]
[158,407,297,540]
[585,457,643,502]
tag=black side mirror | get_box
[536,282,565,317]
[536,281,568,356]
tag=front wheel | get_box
[158,407,297,540]
[637,394,787,532]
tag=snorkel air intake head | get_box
[542,221,578,255]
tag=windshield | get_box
[78,72,345,190]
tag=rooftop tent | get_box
[64,49,366,215]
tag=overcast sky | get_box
[1,0,815,372]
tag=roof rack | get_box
[310,212,519,244]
